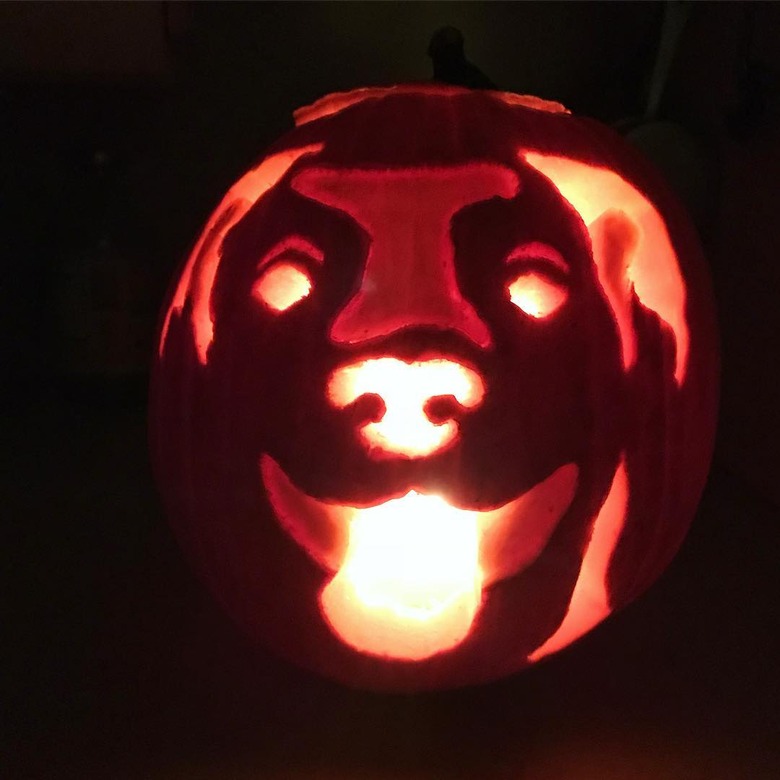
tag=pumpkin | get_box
[150,85,718,691]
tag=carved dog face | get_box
[152,86,715,690]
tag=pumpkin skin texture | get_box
[150,85,718,691]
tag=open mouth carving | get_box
[261,454,578,660]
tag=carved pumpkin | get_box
[150,85,718,691]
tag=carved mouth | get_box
[261,454,578,660]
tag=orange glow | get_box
[493,91,570,114]
[253,262,312,312]
[522,152,688,383]
[159,144,323,363]
[258,235,325,271]
[327,358,485,457]
[293,165,516,349]
[260,455,350,572]
[589,209,639,370]
[479,463,578,585]
[320,491,482,660]
[528,458,628,661]
[508,241,568,271]
[261,454,578,661]
[508,271,568,318]
[293,86,568,127]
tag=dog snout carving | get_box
[327,358,485,457]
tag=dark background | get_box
[3,3,778,778]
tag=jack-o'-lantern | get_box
[150,85,718,691]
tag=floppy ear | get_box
[518,159,686,657]
[521,151,688,385]
[158,145,324,366]
[588,209,640,371]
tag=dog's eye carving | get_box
[252,237,323,313]
[506,242,568,319]
[253,260,313,312]
[507,270,567,318]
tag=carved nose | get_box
[327,358,485,458]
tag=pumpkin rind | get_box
[150,85,718,691]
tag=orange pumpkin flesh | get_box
[150,85,718,691]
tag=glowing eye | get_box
[253,262,312,312]
[508,271,567,318]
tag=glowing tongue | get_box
[320,491,483,661]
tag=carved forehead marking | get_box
[291,163,519,220]
[291,164,519,348]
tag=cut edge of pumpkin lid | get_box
[293,84,570,127]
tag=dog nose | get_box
[327,357,485,458]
